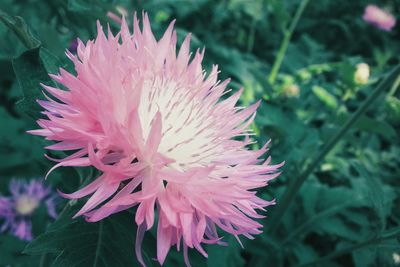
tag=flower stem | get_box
[247,18,257,53]
[387,74,400,97]
[268,0,310,85]
[266,65,400,234]
[39,253,47,267]
[295,227,400,267]
[281,199,359,245]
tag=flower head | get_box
[283,84,300,98]
[29,13,282,265]
[0,179,57,241]
[363,5,396,32]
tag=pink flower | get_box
[29,13,282,266]
[363,4,396,31]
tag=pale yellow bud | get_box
[283,84,300,98]
[354,63,370,84]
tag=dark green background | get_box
[0,0,400,266]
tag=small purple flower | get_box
[0,179,58,241]
[363,5,396,32]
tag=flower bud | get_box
[283,84,300,98]
[354,63,370,85]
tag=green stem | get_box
[268,0,310,85]
[387,74,400,97]
[247,18,256,53]
[296,62,340,74]
[39,253,47,267]
[266,65,400,234]
[296,227,400,267]
[281,199,360,245]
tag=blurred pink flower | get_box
[363,4,396,31]
[29,13,282,266]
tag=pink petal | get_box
[157,222,172,265]
[58,174,105,199]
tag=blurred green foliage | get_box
[1,0,400,266]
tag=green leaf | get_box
[291,243,319,265]
[351,247,377,267]
[316,216,362,241]
[40,48,63,75]
[297,227,400,267]
[0,106,44,171]
[0,9,40,49]
[12,47,51,118]
[335,113,396,139]
[284,185,367,244]
[385,96,400,122]
[207,236,245,267]
[286,176,390,244]
[352,163,385,229]
[0,235,39,267]
[24,205,145,267]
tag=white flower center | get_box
[354,63,370,84]
[138,78,222,170]
[15,195,40,216]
